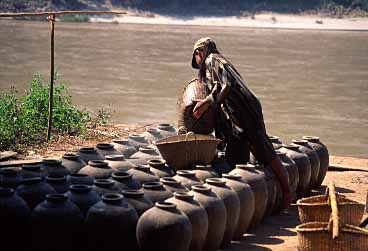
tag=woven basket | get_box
[296,222,368,251]
[297,194,365,226]
[154,134,221,171]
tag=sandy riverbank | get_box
[88,11,368,31]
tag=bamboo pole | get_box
[47,14,55,141]
[0,11,126,17]
[328,182,339,239]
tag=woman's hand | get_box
[193,99,210,119]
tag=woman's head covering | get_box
[191,37,218,69]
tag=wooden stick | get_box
[328,182,340,239]
[47,14,55,141]
[0,11,126,17]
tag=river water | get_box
[0,20,367,158]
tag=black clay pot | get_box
[222,174,255,239]
[137,201,192,251]
[78,160,114,179]
[211,152,232,175]
[30,194,83,251]
[276,151,299,201]
[0,167,22,188]
[167,192,209,251]
[46,174,69,193]
[127,165,160,185]
[92,179,120,196]
[191,185,227,251]
[142,182,173,203]
[86,193,139,251]
[16,177,56,209]
[112,171,142,190]
[193,164,220,182]
[129,147,161,166]
[141,128,163,144]
[302,136,329,189]
[112,139,137,158]
[105,155,134,171]
[42,159,71,176]
[160,177,188,193]
[78,147,105,163]
[128,134,149,150]
[121,189,154,216]
[0,188,30,251]
[61,153,86,174]
[173,170,203,189]
[255,164,277,217]
[21,163,47,179]
[148,159,174,178]
[292,139,320,189]
[269,135,283,149]
[67,184,100,215]
[156,123,177,138]
[96,143,122,156]
[280,144,311,198]
[67,173,95,186]
[229,164,268,228]
[206,178,240,246]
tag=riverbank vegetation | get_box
[0,73,109,152]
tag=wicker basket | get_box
[297,194,365,226]
[154,134,221,171]
[296,222,368,251]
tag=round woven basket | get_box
[297,194,365,226]
[154,134,221,171]
[296,222,368,251]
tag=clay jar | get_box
[137,201,192,251]
[78,147,105,163]
[0,188,30,251]
[166,192,209,251]
[222,174,255,239]
[105,155,134,171]
[269,135,283,149]
[21,163,47,179]
[148,159,174,178]
[302,136,329,188]
[68,173,95,186]
[46,174,69,193]
[156,123,177,138]
[127,165,160,185]
[142,182,173,203]
[42,159,71,176]
[211,151,232,175]
[160,177,188,193]
[0,168,22,188]
[67,184,100,216]
[255,164,277,217]
[111,139,137,158]
[205,178,240,246]
[280,144,311,198]
[292,139,320,189]
[16,177,56,209]
[129,147,161,166]
[190,185,226,251]
[61,153,86,174]
[121,189,154,216]
[96,143,122,156]
[173,170,202,189]
[141,127,163,144]
[78,160,114,179]
[229,164,268,228]
[276,151,299,200]
[128,134,149,150]
[92,179,120,196]
[193,164,220,182]
[112,171,141,190]
[86,194,139,251]
[30,194,83,251]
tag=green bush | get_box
[0,73,90,151]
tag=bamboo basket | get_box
[297,194,365,226]
[296,182,368,251]
[154,134,221,171]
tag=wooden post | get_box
[328,182,339,239]
[47,14,55,141]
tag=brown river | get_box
[0,20,367,158]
